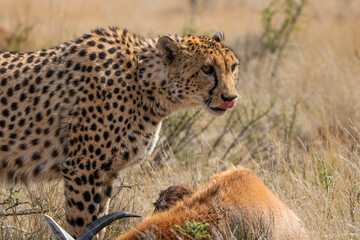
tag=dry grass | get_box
[1,0,360,239]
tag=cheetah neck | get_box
[134,39,185,122]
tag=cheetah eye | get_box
[201,65,214,75]
[231,64,238,73]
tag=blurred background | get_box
[1,0,360,239]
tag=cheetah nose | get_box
[221,94,237,102]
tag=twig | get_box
[113,183,142,189]
[1,225,30,234]
[0,208,47,217]
[4,201,32,212]
[222,105,273,159]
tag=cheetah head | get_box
[157,32,239,116]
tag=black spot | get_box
[19,143,27,150]
[33,95,40,105]
[93,193,101,203]
[32,152,41,161]
[105,186,112,197]
[123,151,129,160]
[66,60,73,68]
[2,159,8,168]
[99,52,107,59]
[93,170,100,179]
[83,191,91,202]
[7,88,13,97]
[20,93,27,101]
[75,177,82,185]
[2,109,9,117]
[35,76,42,84]
[108,48,116,54]
[132,146,138,154]
[52,149,59,158]
[83,34,92,39]
[44,140,52,148]
[87,40,96,46]
[10,102,18,110]
[31,138,39,145]
[76,201,84,211]
[46,69,55,78]
[0,97,7,105]
[99,154,106,161]
[26,56,34,63]
[66,218,76,227]
[1,78,7,86]
[79,49,87,57]
[33,165,42,176]
[86,66,93,72]
[90,124,97,131]
[88,204,95,214]
[69,46,77,54]
[15,157,23,166]
[74,63,81,71]
[36,113,43,122]
[14,83,20,91]
[107,79,114,86]
[89,52,96,61]
[42,86,49,94]
[13,70,20,78]
[29,84,36,93]
[76,218,84,227]
[22,78,29,86]
[81,174,87,184]
[34,64,42,73]
[128,135,136,142]
[89,174,94,185]
[22,66,30,73]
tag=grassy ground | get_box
[1,0,360,239]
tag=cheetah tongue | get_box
[218,100,235,109]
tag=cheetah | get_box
[0,27,239,237]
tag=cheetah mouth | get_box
[204,98,234,115]
[208,106,227,113]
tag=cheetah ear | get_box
[156,36,180,65]
[212,31,225,43]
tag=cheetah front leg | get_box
[59,106,122,237]
[63,167,115,238]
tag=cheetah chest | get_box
[124,122,162,168]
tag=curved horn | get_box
[77,212,141,240]
[44,214,75,240]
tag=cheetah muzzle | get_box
[0,27,239,237]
